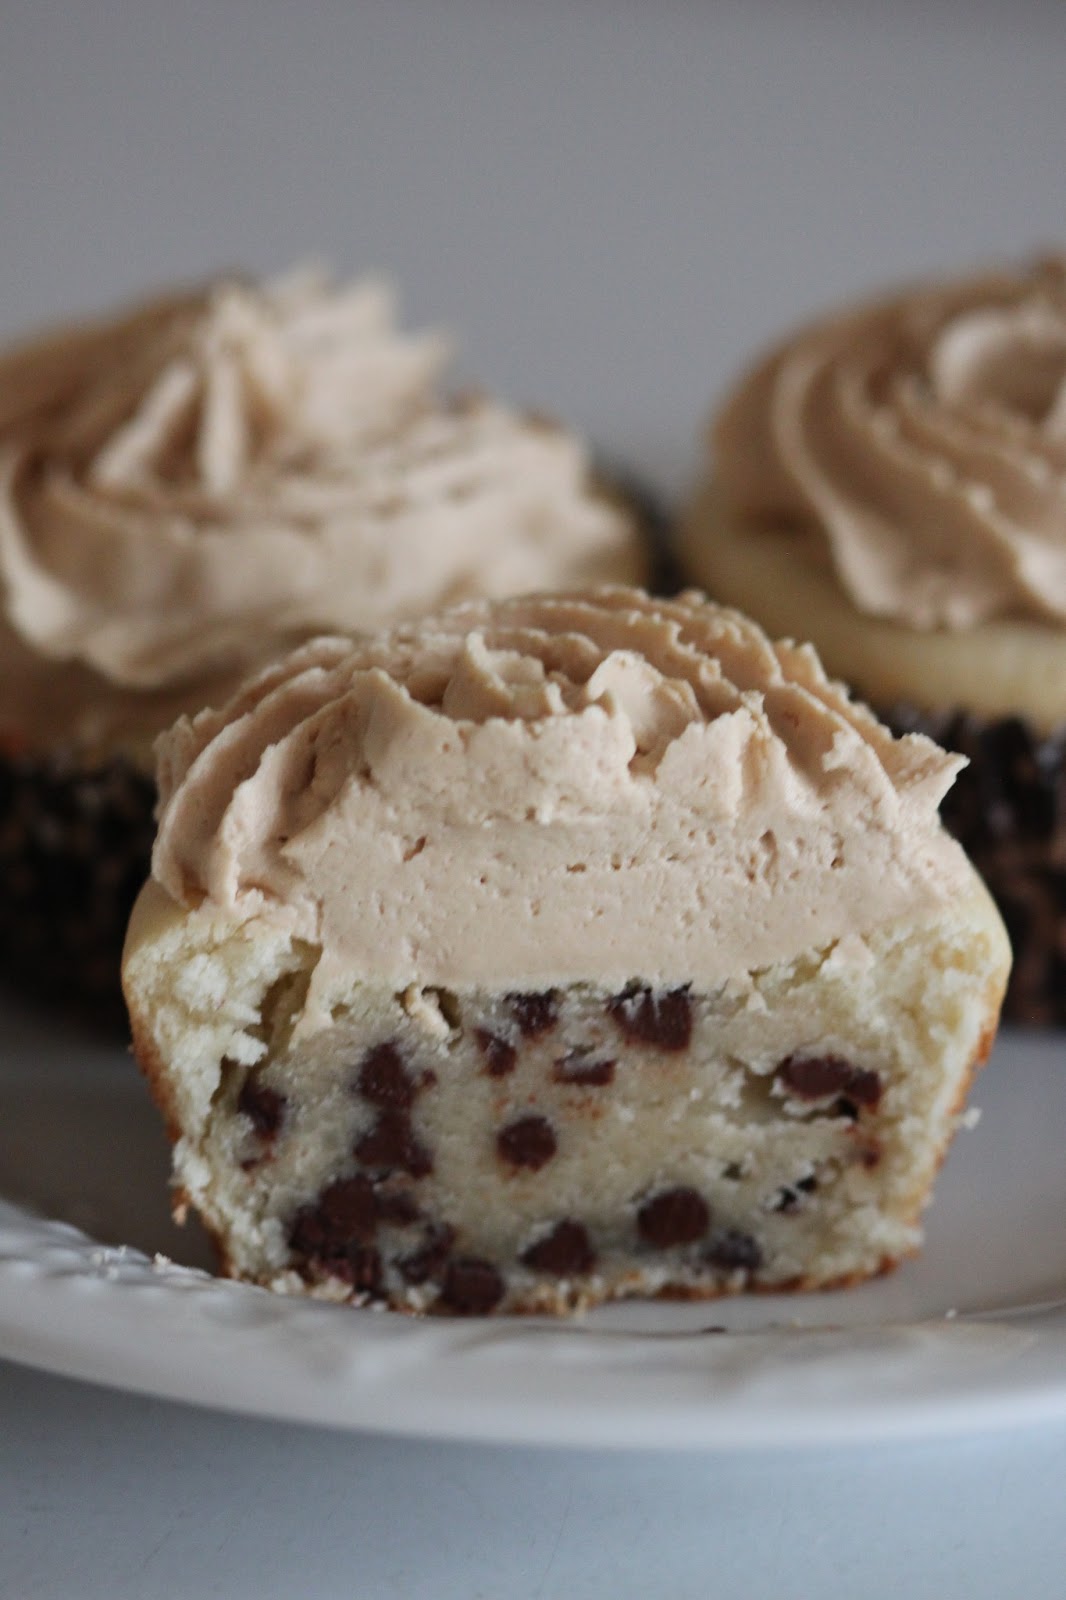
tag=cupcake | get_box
[682,255,1066,1024]
[123,589,1008,1314]
[0,267,646,1020]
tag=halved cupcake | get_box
[123,589,1009,1313]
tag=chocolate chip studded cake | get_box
[122,589,1009,1314]
[682,254,1066,1025]
[0,267,646,1020]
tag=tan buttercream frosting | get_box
[149,588,973,1026]
[714,256,1066,630]
[0,267,642,756]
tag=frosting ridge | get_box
[151,590,972,1020]
[714,257,1066,629]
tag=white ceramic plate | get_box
[1,996,1064,1450]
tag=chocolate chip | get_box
[508,991,559,1037]
[520,1219,596,1275]
[704,1228,763,1272]
[637,1186,710,1247]
[288,1175,377,1261]
[608,985,692,1050]
[236,1074,287,1139]
[496,1114,557,1170]
[358,1042,415,1109]
[772,1178,816,1214]
[340,1244,383,1295]
[777,1054,883,1108]
[373,1185,421,1225]
[439,1257,505,1314]
[356,1111,433,1178]
[398,1223,455,1285]
[476,1028,517,1077]
[552,1051,616,1087]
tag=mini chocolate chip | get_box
[704,1228,763,1272]
[608,985,692,1050]
[358,1042,415,1109]
[356,1111,433,1177]
[476,1028,517,1077]
[373,1185,421,1225]
[772,1179,820,1214]
[777,1053,883,1108]
[637,1186,710,1247]
[439,1257,505,1314]
[236,1075,287,1139]
[288,1174,377,1261]
[398,1223,456,1285]
[520,1219,596,1275]
[342,1243,383,1295]
[508,991,559,1037]
[552,1051,616,1087]
[496,1114,557,1170]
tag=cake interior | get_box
[127,883,1006,1314]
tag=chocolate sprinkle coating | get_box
[0,747,156,1028]
[887,703,1066,1026]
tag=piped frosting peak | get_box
[714,256,1066,629]
[0,268,640,748]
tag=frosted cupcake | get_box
[123,589,1008,1313]
[0,267,645,1019]
[682,256,1066,1024]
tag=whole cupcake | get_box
[681,255,1066,1025]
[0,267,646,1021]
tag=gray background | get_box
[3,1,1066,1595]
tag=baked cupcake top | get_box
[0,268,642,757]
[715,256,1066,631]
[150,588,972,1027]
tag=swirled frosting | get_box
[714,257,1066,629]
[150,589,972,1021]
[0,268,641,754]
